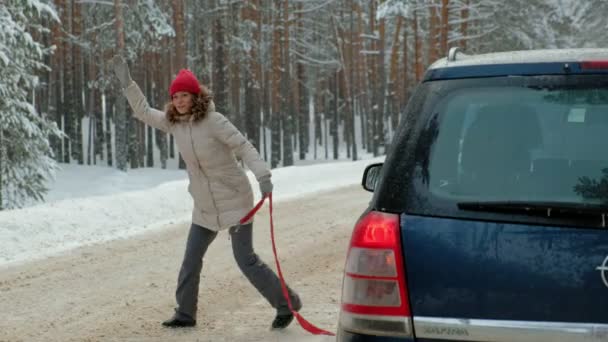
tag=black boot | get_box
[162,314,196,328]
[271,312,295,330]
[271,294,302,330]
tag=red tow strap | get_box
[240,193,335,336]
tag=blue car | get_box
[337,48,608,342]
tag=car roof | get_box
[429,48,608,69]
[424,48,608,81]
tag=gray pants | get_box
[174,223,301,320]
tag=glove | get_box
[259,176,273,196]
[112,55,132,89]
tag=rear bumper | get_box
[412,317,608,342]
[338,318,608,342]
[337,329,415,342]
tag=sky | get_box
[0,157,383,268]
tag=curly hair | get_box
[165,85,213,124]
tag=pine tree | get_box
[0,0,62,209]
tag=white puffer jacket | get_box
[124,81,270,231]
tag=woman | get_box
[112,55,301,330]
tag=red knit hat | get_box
[169,69,201,96]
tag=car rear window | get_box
[371,74,608,223]
[380,74,608,222]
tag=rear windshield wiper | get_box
[457,201,608,224]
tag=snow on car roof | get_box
[429,48,608,69]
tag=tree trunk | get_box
[355,3,366,150]
[88,19,103,166]
[38,15,51,135]
[331,12,354,161]
[86,54,97,165]
[296,2,308,160]
[144,53,154,168]
[136,63,146,168]
[367,1,376,154]
[212,5,229,116]
[400,20,410,115]
[114,0,128,171]
[128,61,143,169]
[460,0,469,50]
[159,37,174,163]
[332,72,339,160]
[172,0,187,170]
[281,0,293,167]
[324,95,330,159]
[94,81,104,165]
[440,0,450,55]
[376,16,386,154]
[61,0,73,164]
[313,84,323,159]
[105,90,114,167]
[338,16,351,160]
[157,43,169,169]
[172,0,187,71]
[413,7,423,82]
[388,16,403,137]
[229,2,242,130]
[297,61,308,161]
[72,0,84,164]
[349,0,357,161]
[428,0,439,64]
[261,0,272,162]
[270,0,282,168]
[242,0,262,151]
[262,66,270,162]
[145,52,154,167]
[93,50,103,164]
[146,126,153,167]
[49,3,64,162]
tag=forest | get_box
[2,0,607,209]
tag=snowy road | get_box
[0,185,371,341]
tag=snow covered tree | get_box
[44,0,174,170]
[19,0,606,175]
[0,1,62,210]
[467,0,608,52]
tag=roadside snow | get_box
[0,157,383,267]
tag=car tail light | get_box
[580,61,608,70]
[339,211,412,337]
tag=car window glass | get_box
[427,80,608,204]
